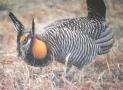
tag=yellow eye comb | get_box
[20,35,28,44]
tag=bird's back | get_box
[46,17,106,40]
[45,0,114,55]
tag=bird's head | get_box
[9,12,52,66]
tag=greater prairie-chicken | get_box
[9,0,114,68]
[47,0,113,54]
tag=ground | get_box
[0,0,123,90]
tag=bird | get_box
[46,0,114,55]
[9,0,114,69]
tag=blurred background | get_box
[0,0,123,90]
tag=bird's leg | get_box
[63,53,72,77]
[63,64,72,77]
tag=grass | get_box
[0,0,123,90]
[0,49,123,90]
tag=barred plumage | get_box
[40,28,99,68]
[46,17,105,40]
[46,18,114,55]
[9,0,114,68]
[46,0,114,54]
[9,12,100,68]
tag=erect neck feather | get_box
[32,37,47,60]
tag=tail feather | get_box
[87,0,106,19]
[99,26,112,38]
[96,26,114,55]
[97,38,114,47]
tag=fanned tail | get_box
[96,26,114,55]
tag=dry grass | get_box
[0,0,123,90]
[0,46,123,90]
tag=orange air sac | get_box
[32,38,47,60]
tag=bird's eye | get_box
[23,38,27,44]
[20,35,28,44]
